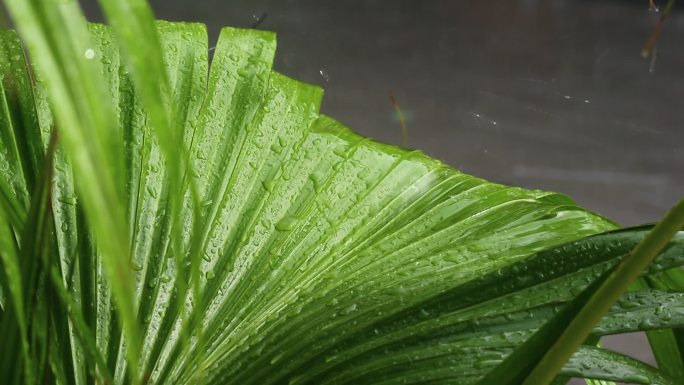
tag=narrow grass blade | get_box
[4,0,140,377]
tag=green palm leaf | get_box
[0,1,683,384]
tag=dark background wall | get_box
[80,1,683,382]
[82,0,684,228]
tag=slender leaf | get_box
[0,28,43,384]
[478,200,684,385]
[643,268,684,380]
[4,0,140,378]
[522,199,684,385]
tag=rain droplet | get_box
[275,216,298,231]
[262,180,275,193]
[623,374,650,384]
[309,172,325,193]
[146,185,158,198]
[84,48,96,60]
[332,148,347,158]
[341,303,357,315]
[319,69,330,82]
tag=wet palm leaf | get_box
[1,1,683,384]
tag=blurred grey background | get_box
[80,0,683,228]
[81,1,682,383]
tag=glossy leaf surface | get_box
[0,9,682,385]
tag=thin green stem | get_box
[389,92,408,147]
[523,197,684,385]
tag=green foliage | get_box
[478,201,684,385]
[0,0,682,384]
